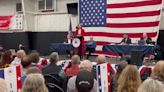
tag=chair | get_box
[46,83,64,92]
[44,74,64,92]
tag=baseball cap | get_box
[76,70,94,92]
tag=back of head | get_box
[71,55,80,65]
[0,78,8,92]
[27,67,41,75]
[118,65,141,92]
[16,50,26,58]
[22,74,48,92]
[152,61,164,81]
[21,55,31,68]
[1,50,12,64]
[96,55,106,64]
[137,78,164,92]
[76,70,94,92]
[115,61,128,79]
[79,60,93,72]
[49,52,59,63]
[29,52,39,64]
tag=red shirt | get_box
[66,64,80,77]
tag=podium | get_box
[72,36,84,58]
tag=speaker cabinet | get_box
[130,50,144,66]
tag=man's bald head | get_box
[71,55,80,64]
[96,55,106,64]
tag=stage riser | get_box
[0,31,164,57]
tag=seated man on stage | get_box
[85,36,96,59]
[120,34,132,44]
[64,33,72,44]
[64,32,73,57]
[139,33,154,45]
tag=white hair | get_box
[137,78,164,92]
[79,60,93,71]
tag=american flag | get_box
[79,0,163,55]
[0,66,22,92]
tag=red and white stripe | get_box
[97,63,115,92]
[84,0,163,56]
[4,66,21,92]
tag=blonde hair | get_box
[22,74,48,92]
[152,61,164,81]
[79,60,93,72]
[0,78,8,92]
[118,65,141,92]
[137,78,164,92]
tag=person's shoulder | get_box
[69,76,77,81]
[68,76,77,84]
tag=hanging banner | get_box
[0,14,23,30]
[0,16,12,30]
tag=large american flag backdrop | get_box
[79,0,163,55]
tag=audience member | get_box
[11,49,26,66]
[29,51,42,70]
[67,60,97,92]
[0,78,8,92]
[96,55,106,64]
[111,61,128,92]
[118,65,141,92]
[120,34,131,44]
[22,66,42,85]
[0,50,13,68]
[151,60,164,82]
[85,36,96,59]
[21,55,31,76]
[92,55,106,79]
[27,67,42,75]
[137,78,164,92]
[22,74,48,92]
[66,55,80,77]
[76,70,94,92]
[42,52,66,79]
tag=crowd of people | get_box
[0,46,164,92]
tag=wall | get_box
[24,0,36,31]
[34,0,78,32]
[56,0,77,12]
[35,14,78,31]
[0,0,20,15]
